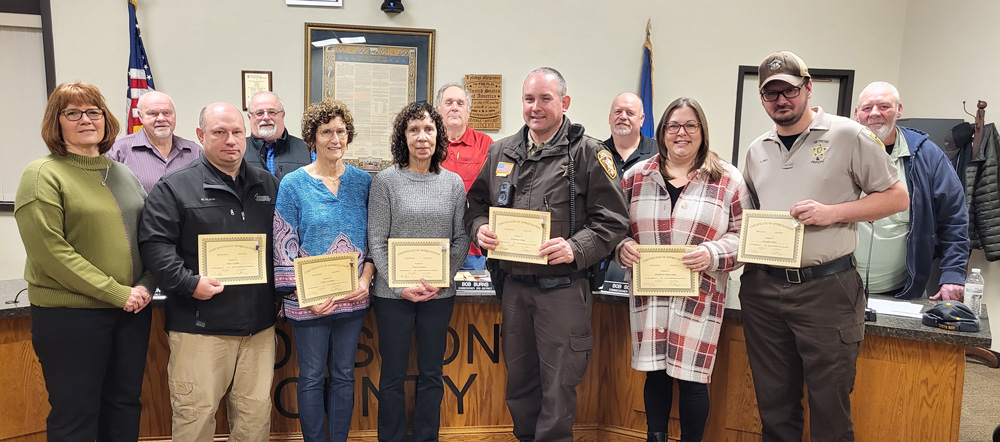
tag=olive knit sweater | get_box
[14,153,155,308]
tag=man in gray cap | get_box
[740,51,908,442]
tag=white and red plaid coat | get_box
[620,155,750,383]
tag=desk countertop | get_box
[1,279,990,348]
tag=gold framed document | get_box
[197,234,268,285]
[737,209,805,267]
[632,245,700,297]
[489,207,551,265]
[387,238,450,288]
[293,253,358,308]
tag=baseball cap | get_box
[759,51,810,90]
[921,301,980,333]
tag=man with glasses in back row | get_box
[739,51,908,442]
[245,91,314,181]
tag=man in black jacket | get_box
[139,102,280,442]
[245,91,313,181]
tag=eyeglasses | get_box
[61,109,105,121]
[317,128,349,139]
[250,109,284,118]
[760,82,806,102]
[665,122,701,135]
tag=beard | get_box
[770,104,806,127]
[150,125,172,139]
[612,123,633,137]
[863,115,897,142]
[256,122,277,139]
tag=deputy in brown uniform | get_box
[465,67,628,442]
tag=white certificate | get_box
[197,234,268,285]
[294,253,358,307]
[737,210,804,267]
[489,207,551,265]
[632,245,699,297]
[387,238,450,288]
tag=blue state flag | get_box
[639,19,654,139]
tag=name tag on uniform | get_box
[496,162,514,177]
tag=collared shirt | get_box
[743,107,898,266]
[441,126,494,192]
[264,141,277,175]
[106,129,203,193]
[206,159,248,194]
[604,134,656,177]
[855,127,911,292]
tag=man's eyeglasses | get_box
[250,109,284,118]
[760,82,806,102]
[665,122,701,135]
[61,109,105,121]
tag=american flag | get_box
[126,0,155,134]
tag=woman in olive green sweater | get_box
[14,82,155,442]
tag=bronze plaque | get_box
[465,74,502,131]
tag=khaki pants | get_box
[167,327,276,442]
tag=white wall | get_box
[898,0,1000,335]
[11,1,995,347]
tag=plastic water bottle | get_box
[966,268,984,317]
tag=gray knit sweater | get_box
[368,165,470,299]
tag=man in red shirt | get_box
[437,82,494,270]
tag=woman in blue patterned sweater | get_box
[273,99,373,442]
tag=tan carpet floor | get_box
[961,360,1000,441]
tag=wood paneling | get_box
[0,302,968,442]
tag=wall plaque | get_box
[464,74,501,131]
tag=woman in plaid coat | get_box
[617,97,751,442]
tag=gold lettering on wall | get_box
[465,74,502,131]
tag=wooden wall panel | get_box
[0,302,969,442]
[0,340,47,439]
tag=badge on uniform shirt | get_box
[597,149,617,179]
[496,161,514,177]
[811,143,828,163]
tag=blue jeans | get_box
[460,254,486,270]
[372,296,455,442]
[292,312,366,442]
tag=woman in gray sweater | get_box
[368,101,470,442]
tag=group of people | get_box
[14,50,968,442]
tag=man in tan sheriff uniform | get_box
[740,51,908,442]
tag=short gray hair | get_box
[858,81,901,106]
[248,91,284,111]
[435,82,472,111]
[527,67,567,98]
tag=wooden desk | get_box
[0,282,991,442]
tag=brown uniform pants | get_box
[502,277,594,442]
[739,266,866,442]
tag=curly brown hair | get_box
[389,101,448,173]
[41,82,120,155]
[301,99,356,151]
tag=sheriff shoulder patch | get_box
[597,149,617,179]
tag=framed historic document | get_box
[465,74,502,131]
[197,234,268,285]
[387,238,450,288]
[293,253,358,308]
[305,23,435,171]
[489,207,551,265]
[737,209,805,267]
[632,245,699,297]
[241,70,272,111]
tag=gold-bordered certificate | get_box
[489,207,551,265]
[737,210,804,267]
[387,238,450,288]
[293,253,358,308]
[197,234,268,285]
[633,245,699,297]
